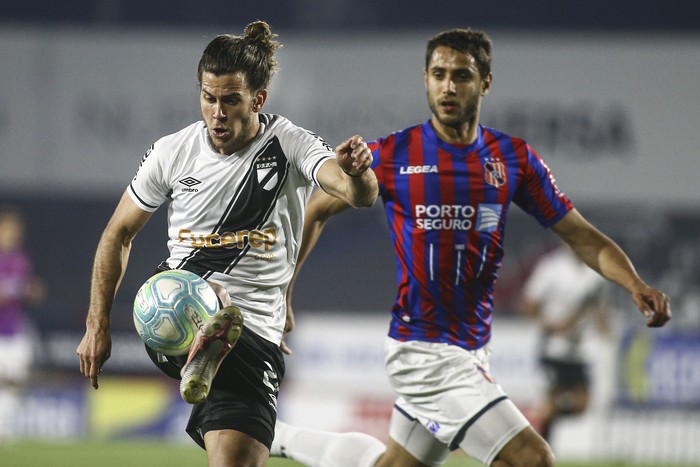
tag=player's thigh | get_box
[492,425,554,467]
[376,437,440,467]
[381,404,450,467]
[454,397,532,465]
[204,428,269,467]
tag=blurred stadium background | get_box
[1,1,700,465]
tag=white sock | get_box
[272,420,386,467]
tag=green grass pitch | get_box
[1,440,697,467]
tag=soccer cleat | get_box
[179,305,244,404]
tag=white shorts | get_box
[384,337,529,465]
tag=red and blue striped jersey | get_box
[369,121,574,350]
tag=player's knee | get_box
[523,444,555,467]
[494,428,555,467]
[493,447,555,467]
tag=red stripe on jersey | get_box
[435,147,459,339]
[368,140,382,185]
[483,131,509,203]
[407,127,437,338]
[464,145,488,343]
[520,144,566,222]
[379,134,411,340]
[477,131,508,282]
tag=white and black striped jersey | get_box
[128,114,334,345]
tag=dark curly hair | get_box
[197,20,282,92]
[425,28,492,79]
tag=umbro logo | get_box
[179,177,201,187]
[179,177,201,193]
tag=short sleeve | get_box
[513,144,573,228]
[127,142,172,212]
[281,124,335,187]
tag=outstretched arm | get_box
[551,209,670,328]
[280,135,378,354]
[77,191,153,388]
[283,190,353,354]
[316,135,378,208]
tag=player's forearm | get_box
[553,210,646,294]
[86,229,132,330]
[565,228,645,294]
[343,169,378,208]
[591,241,646,294]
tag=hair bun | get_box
[244,21,273,42]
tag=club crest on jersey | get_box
[256,155,279,191]
[483,160,506,187]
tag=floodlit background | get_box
[1,1,699,465]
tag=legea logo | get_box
[400,165,438,175]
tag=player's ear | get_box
[253,89,268,112]
[481,72,493,96]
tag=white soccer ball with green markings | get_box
[133,270,219,356]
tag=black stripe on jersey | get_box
[177,136,290,278]
[310,156,332,186]
[128,182,160,210]
[133,144,155,179]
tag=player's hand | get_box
[77,327,112,389]
[335,135,373,177]
[280,302,296,355]
[632,285,671,328]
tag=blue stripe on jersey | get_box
[419,129,448,339]
[449,138,474,346]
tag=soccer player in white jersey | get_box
[76,21,378,467]
[520,245,611,441]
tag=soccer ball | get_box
[133,270,219,356]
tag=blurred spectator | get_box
[0,206,46,440]
[520,245,611,441]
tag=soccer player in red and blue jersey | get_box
[273,28,671,467]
